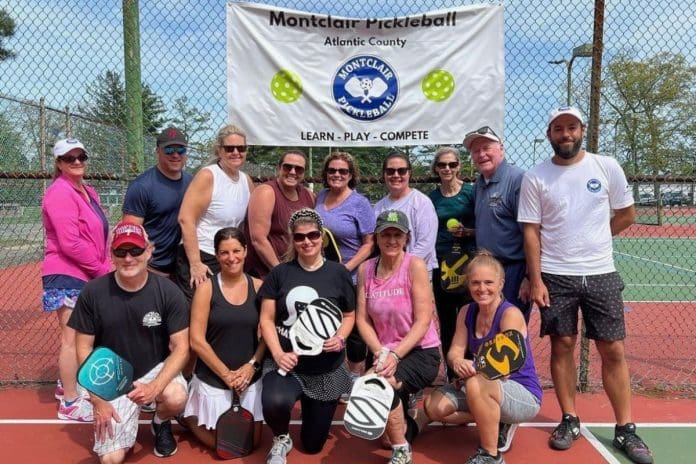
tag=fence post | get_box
[122,0,144,175]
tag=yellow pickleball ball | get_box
[270,70,302,103]
[422,70,455,102]
[446,218,461,230]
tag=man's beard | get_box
[550,138,582,159]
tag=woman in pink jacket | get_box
[42,138,111,422]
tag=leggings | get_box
[262,371,338,454]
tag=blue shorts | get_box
[42,288,81,312]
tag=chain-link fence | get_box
[1,1,694,396]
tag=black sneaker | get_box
[465,447,504,464]
[497,422,518,453]
[151,419,177,457]
[613,423,653,464]
[549,414,581,450]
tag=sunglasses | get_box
[436,161,460,170]
[59,153,88,164]
[162,146,187,156]
[465,126,500,140]
[327,167,350,176]
[281,163,306,175]
[222,145,247,153]
[112,247,146,258]
[384,167,409,176]
[293,230,322,242]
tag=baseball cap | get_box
[52,138,87,158]
[111,221,148,250]
[462,126,502,150]
[547,106,585,127]
[156,126,188,148]
[375,210,410,234]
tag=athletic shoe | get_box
[141,402,156,413]
[389,445,412,464]
[151,419,177,457]
[497,422,518,453]
[57,397,93,422]
[613,423,653,464]
[465,447,504,464]
[266,434,293,464]
[54,379,64,400]
[549,414,581,450]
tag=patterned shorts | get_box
[42,288,81,312]
[539,272,626,341]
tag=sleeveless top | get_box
[464,300,542,402]
[363,253,440,350]
[197,163,250,254]
[194,273,260,389]
[244,179,314,277]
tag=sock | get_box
[153,413,164,425]
[392,443,409,451]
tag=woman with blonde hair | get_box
[176,124,254,300]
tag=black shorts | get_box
[539,272,626,341]
[395,347,441,395]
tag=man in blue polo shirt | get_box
[464,126,530,321]
[122,126,193,277]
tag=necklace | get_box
[440,180,462,197]
[298,257,325,272]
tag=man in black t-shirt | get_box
[69,221,189,463]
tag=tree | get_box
[78,70,166,136]
[0,112,27,170]
[0,9,16,61]
[601,52,695,177]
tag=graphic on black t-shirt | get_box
[282,285,319,328]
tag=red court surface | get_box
[1,386,694,463]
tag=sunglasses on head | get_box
[385,167,409,176]
[112,247,146,258]
[222,145,247,153]
[59,153,88,164]
[162,146,187,156]
[436,161,460,170]
[327,167,350,176]
[281,163,306,175]
[466,126,499,139]
[293,230,322,242]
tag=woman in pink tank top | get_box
[355,209,441,463]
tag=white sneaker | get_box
[57,397,93,422]
[266,434,293,464]
[389,445,412,464]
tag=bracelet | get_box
[389,351,401,362]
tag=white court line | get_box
[2,419,696,427]
[581,425,621,464]
[615,251,696,274]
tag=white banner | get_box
[226,2,504,146]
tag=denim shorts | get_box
[439,378,540,423]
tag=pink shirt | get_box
[42,175,111,281]
[363,253,440,350]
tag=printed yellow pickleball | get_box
[270,70,302,103]
[446,218,461,230]
[422,70,455,102]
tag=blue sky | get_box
[1,0,693,169]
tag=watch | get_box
[248,359,261,370]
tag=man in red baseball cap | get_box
[68,220,190,461]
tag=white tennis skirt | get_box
[183,374,264,429]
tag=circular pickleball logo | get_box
[332,55,399,121]
[422,69,455,102]
[89,358,116,386]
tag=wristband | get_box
[247,358,261,370]
[389,351,401,362]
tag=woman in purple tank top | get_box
[422,252,542,464]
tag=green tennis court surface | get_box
[587,425,695,463]
[614,238,696,301]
